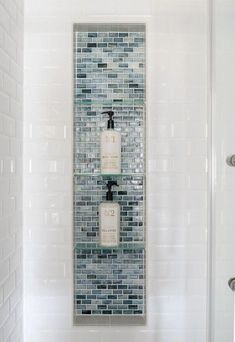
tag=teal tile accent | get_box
[73,24,146,320]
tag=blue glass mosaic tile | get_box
[74,247,145,316]
[74,175,144,244]
[73,28,145,175]
[73,24,146,321]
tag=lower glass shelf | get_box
[74,242,145,252]
[73,173,145,177]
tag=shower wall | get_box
[24,0,209,341]
[212,0,235,340]
[0,0,24,341]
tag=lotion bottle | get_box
[99,181,120,247]
[100,111,121,174]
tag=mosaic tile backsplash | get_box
[73,26,145,174]
[73,24,146,322]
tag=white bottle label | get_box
[99,203,120,247]
[100,130,121,174]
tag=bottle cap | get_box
[106,180,119,201]
[102,111,114,129]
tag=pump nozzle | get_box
[106,180,119,201]
[102,111,115,129]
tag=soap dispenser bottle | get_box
[99,181,120,247]
[100,111,121,174]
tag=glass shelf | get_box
[74,242,145,252]
[74,173,145,177]
[74,99,145,106]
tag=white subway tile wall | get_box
[0,0,24,341]
[24,0,208,341]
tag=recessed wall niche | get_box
[73,23,146,325]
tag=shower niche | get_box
[73,23,146,325]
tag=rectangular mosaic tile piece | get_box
[73,23,146,323]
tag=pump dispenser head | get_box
[102,111,114,129]
[106,180,118,201]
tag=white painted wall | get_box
[23,0,208,341]
[0,0,24,341]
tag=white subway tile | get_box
[0,136,10,156]
[9,286,22,311]
[24,124,68,140]
[24,50,71,69]
[3,273,15,301]
[0,301,9,329]
[0,260,9,285]
[25,228,69,244]
[24,244,69,261]
[4,34,17,61]
[24,158,68,175]
[24,278,70,297]
[3,312,15,340]
[0,90,10,114]
[0,4,10,32]
[4,74,17,99]
[9,249,21,273]
[25,260,66,278]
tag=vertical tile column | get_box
[73,24,146,323]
